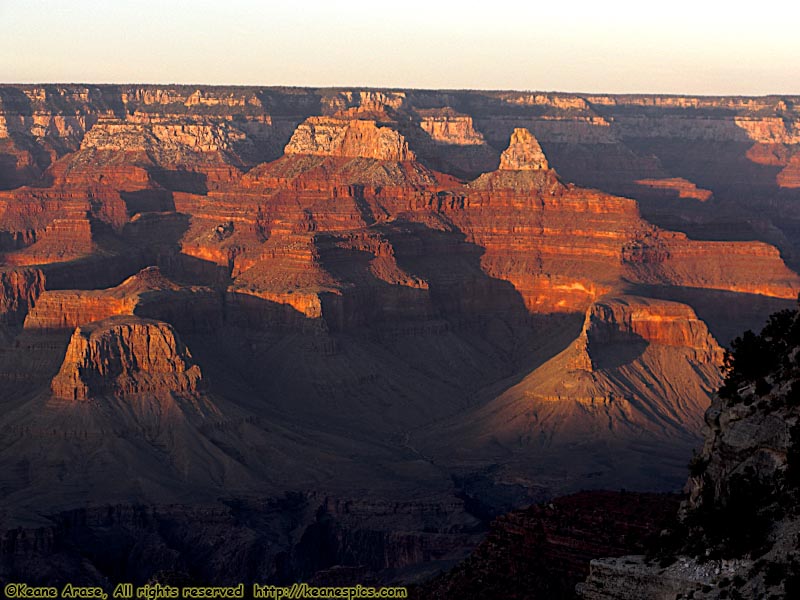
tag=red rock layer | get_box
[24,292,133,330]
[50,315,202,401]
[634,178,713,201]
[0,267,46,324]
[0,181,96,264]
[623,230,800,298]
[582,296,724,363]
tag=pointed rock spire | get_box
[499,128,549,171]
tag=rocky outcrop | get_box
[0,267,45,324]
[578,305,800,599]
[520,294,723,415]
[578,555,742,600]
[635,178,713,201]
[499,128,549,170]
[22,266,214,331]
[284,117,415,161]
[417,109,485,145]
[584,296,724,359]
[50,316,203,400]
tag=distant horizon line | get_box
[1,82,799,99]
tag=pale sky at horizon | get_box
[2,0,799,96]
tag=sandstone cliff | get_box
[499,127,549,170]
[417,108,485,146]
[284,117,415,161]
[51,316,203,401]
[0,267,45,324]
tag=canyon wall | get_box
[2,84,800,589]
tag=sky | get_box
[1,0,799,95]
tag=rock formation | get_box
[284,117,415,161]
[635,178,713,201]
[22,266,220,331]
[419,296,725,494]
[578,305,800,599]
[51,316,203,401]
[582,296,723,364]
[0,267,45,324]
[417,108,485,146]
[499,127,549,170]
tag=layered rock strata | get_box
[0,86,799,587]
[50,316,203,401]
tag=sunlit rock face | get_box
[284,117,415,161]
[51,316,203,401]
[499,127,549,170]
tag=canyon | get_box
[1,85,800,591]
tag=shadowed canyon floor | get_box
[2,86,800,586]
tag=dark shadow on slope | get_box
[39,254,152,292]
[314,220,536,340]
[348,184,376,225]
[372,221,530,326]
[120,189,176,215]
[148,169,209,195]
[96,85,129,119]
[0,152,25,190]
[247,89,324,164]
[0,88,54,178]
[33,211,196,293]
[0,87,34,118]
[590,335,649,370]
[393,117,501,181]
[315,220,584,402]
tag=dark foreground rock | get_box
[411,490,679,600]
